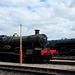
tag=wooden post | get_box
[20,24,22,64]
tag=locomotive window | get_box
[35,48,42,50]
[26,49,33,54]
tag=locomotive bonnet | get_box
[0,30,47,49]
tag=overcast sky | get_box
[0,0,75,40]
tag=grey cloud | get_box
[67,0,75,8]
[0,0,75,40]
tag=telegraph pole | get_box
[20,24,22,64]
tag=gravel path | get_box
[0,61,75,71]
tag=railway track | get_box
[0,56,75,75]
[23,61,75,66]
[23,58,75,66]
[0,64,75,75]
[52,56,75,60]
[0,61,74,75]
[49,60,75,65]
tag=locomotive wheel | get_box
[46,59,49,62]
[46,56,50,62]
[50,55,52,60]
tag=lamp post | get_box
[20,24,22,64]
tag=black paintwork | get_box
[0,34,47,48]
[48,38,75,56]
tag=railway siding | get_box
[0,63,74,75]
[0,61,75,72]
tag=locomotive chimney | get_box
[35,30,40,35]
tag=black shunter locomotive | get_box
[0,30,52,62]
